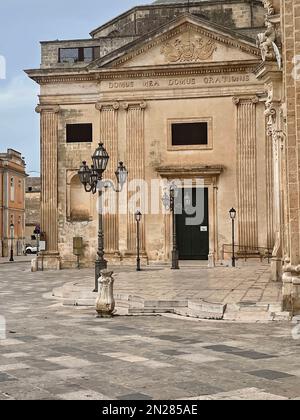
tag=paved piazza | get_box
[0,262,299,400]
[59,261,281,304]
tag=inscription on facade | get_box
[204,75,250,84]
[108,81,134,89]
[103,74,253,92]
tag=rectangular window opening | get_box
[59,47,100,64]
[66,123,93,143]
[172,122,208,146]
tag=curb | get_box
[51,282,291,323]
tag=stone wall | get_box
[281,0,300,313]
[40,1,265,68]
[41,37,137,69]
[25,177,41,245]
[92,1,265,38]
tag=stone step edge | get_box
[51,284,291,321]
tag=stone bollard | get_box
[31,258,38,272]
[96,270,116,318]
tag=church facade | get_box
[26,0,300,313]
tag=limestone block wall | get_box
[41,37,137,69]
[281,0,300,312]
[91,1,265,38]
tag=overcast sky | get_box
[0,0,152,174]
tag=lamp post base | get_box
[94,259,108,292]
[137,258,141,272]
[9,251,14,262]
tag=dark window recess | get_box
[59,47,100,63]
[66,124,93,143]
[172,122,208,146]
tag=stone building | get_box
[25,177,41,245]
[25,0,300,312]
[0,149,26,257]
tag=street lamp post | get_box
[229,208,237,268]
[34,225,41,256]
[162,184,180,270]
[135,211,142,272]
[9,223,14,262]
[78,143,128,292]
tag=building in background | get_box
[26,0,268,271]
[25,177,41,246]
[0,149,26,257]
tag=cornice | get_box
[29,60,260,85]
[156,165,224,177]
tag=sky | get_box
[0,0,152,174]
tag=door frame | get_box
[158,167,223,267]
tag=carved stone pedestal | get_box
[96,270,116,318]
[282,265,300,315]
[37,252,61,271]
[271,257,282,282]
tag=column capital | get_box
[35,105,60,114]
[95,102,120,111]
[122,101,147,111]
[232,96,259,105]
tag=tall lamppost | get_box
[78,143,128,292]
[162,184,180,270]
[9,223,14,262]
[229,208,237,268]
[135,211,142,272]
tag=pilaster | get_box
[233,96,259,251]
[35,104,61,270]
[123,101,147,255]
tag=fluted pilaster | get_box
[233,97,258,249]
[36,105,60,253]
[96,102,120,254]
[266,125,275,250]
[124,102,146,253]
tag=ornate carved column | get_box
[96,102,120,256]
[233,97,259,251]
[35,105,61,270]
[264,88,284,281]
[255,61,283,281]
[123,101,146,254]
[265,116,275,251]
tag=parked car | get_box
[25,241,46,255]
[25,245,38,255]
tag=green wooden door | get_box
[176,188,209,260]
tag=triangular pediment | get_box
[89,14,260,70]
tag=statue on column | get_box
[257,20,277,61]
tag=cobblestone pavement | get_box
[0,263,299,400]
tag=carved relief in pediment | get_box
[160,35,217,63]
